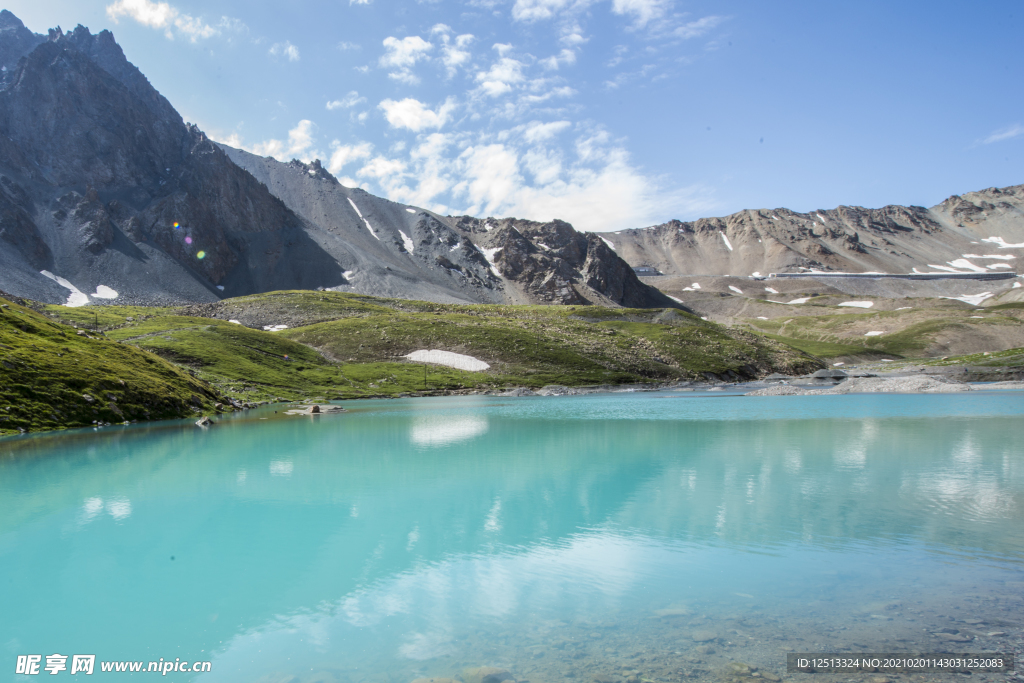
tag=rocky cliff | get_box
[605,185,1024,278]
[0,14,344,306]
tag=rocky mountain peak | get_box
[0,10,44,74]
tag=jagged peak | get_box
[0,9,26,30]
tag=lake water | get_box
[2,390,1023,683]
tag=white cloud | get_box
[437,31,475,77]
[358,156,408,180]
[337,41,361,51]
[674,15,727,38]
[270,41,300,61]
[350,0,372,5]
[105,0,235,42]
[379,98,456,132]
[983,124,1024,145]
[380,35,433,82]
[233,120,321,161]
[475,57,526,97]
[327,91,367,110]
[540,48,577,70]
[456,144,524,215]
[611,0,672,28]
[511,0,588,22]
[380,35,433,67]
[328,141,374,174]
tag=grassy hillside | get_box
[36,291,823,404]
[743,304,1024,360]
[0,295,226,436]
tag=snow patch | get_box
[865,331,885,336]
[343,270,355,279]
[946,259,987,273]
[667,295,684,304]
[719,231,733,251]
[1014,282,1022,289]
[988,264,1012,269]
[751,271,762,277]
[691,282,701,289]
[405,208,416,214]
[600,236,615,250]
[92,285,118,299]
[816,213,826,222]
[216,285,225,291]
[833,362,845,366]
[941,292,994,306]
[838,301,873,308]
[40,270,89,307]
[728,286,743,294]
[757,316,768,320]
[484,222,495,231]
[405,349,490,371]
[771,215,779,220]
[963,254,1015,260]
[786,297,811,304]
[926,264,965,273]
[228,319,242,324]
[982,236,1024,249]
[450,242,461,252]
[764,287,779,294]
[480,247,503,278]
[263,324,289,332]
[895,307,912,310]
[537,243,551,251]
[399,229,415,254]
[347,198,380,240]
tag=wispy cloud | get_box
[270,41,300,61]
[326,91,367,110]
[674,15,727,39]
[982,124,1024,145]
[105,0,244,41]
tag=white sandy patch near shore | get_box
[405,349,490,371]
[838,301,873,308]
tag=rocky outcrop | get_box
[449,215,680,308]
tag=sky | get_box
[6,0,1023,232]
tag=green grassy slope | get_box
[39,291,823,403]
[0,295,226,436]
[743,306,1024,359]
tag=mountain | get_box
[604,185,1024,278]
[0,12,672,311]
[0,14,352,307]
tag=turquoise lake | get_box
[2,390,1023,682]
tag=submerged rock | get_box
[195,416,213,427]
[462,668,514,683]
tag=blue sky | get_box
[7,0,1023,231]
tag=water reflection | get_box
[0,392,1022,682]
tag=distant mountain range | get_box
[0,10,1020,310]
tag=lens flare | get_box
[173,222,180,229]
[196,251,206,259]
[185,236,193,244]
